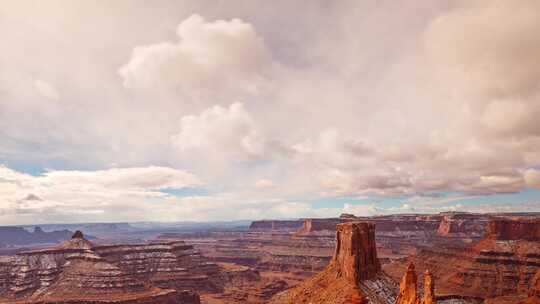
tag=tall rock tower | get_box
[423,270,436,304]
[333,221,381,282]
[274,221,397,304]
[396,263,437,304]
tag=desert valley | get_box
[1,212,539,303]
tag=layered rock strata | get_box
[272,222,396,304]
[387,217,540,301]
[296,219,341,235]
[486,218,540,241]
[0,231,203,304]
[436,212,487,238]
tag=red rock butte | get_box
[333,221,381,282]
[272,221,396,304]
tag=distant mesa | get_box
[486,217,540,241]
[0,226,73,248]
[436,212,487,237]
[249,219,304,231]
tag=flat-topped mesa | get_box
[486,217,540,241]
[395,263,436,304]
[296,218,341,235]
[436,212,487,237]
[333,222,381,282]
[249,220,303,231]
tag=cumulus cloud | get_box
[33,79,60,101]
[172,102,265,160]
[425,0,540,138]
[119,14,271,96]
[1,2,540,223]
[525,169,540,189]
[254,179,274,189]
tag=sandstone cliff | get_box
[296,218,341,235]
[486,218,540,241]
[272,222,396,304]
[436,212,487,238]
[389,217,540,302]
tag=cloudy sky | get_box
[1,0,540,224]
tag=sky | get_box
[1,0,540,224]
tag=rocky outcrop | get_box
[273,222,396,304]
[423,270,435,304]
[249,220,304,231]
[395,263,436,304]
[436,212,487,238]
[519,269,540,304]
[0,231,203,304]
[396,263,417,304]
[296,218,342,235]
[333,222,381,281]
[486,218,540,241]
[388,217,540,301]
[93,241,220,292]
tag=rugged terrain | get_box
[384,216,540,304]
[271,221,397,304]
[2,212,539,303]
[0,231,216,303]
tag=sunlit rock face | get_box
[395,263,437,304]
[333,222,381,282]
[272,221,396,304]
[0,231,205,304]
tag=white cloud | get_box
[342,203,380,217]
[118,14,271,96]
[0,165,202,224]
[33,79,60,101]
[172,102,265,160]
[254,179,274,189]
[525,169,540,189]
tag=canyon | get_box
[1,212,539,303]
